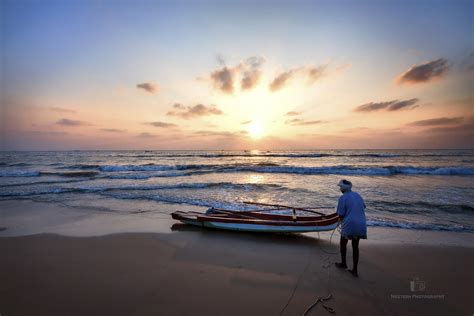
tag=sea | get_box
[1,150,473,233]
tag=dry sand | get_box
[1,226,473,316]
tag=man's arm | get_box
[336,196,346,218]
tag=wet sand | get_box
[1,227,473,316]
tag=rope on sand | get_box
[317,221,341,255]
[303,294,335,315]
[279,222,341,315]
[279,248,313,316]
[302,221,341,315]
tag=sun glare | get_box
[248,120,265,139]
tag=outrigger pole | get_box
[243,201,327,216]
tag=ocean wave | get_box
[158,153,402,158]
[0,171,41,177]
[41,171,100,177]
[100,164,182,172]
[370,200,474,214]
[58,164,101,170]
[367,218,474,232]
[2,164,473,178]
[0,188,78,197]
[113,151,474,159]
[7,162,31,167]
[1,178,91,188]
[102,192,243,210]
[0,182,283,198]
[227,165,474,176]
[68,163,474,176]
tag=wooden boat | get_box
[171,202,339,233]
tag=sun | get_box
[248,120,265,139]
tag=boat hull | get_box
[171,211,339,233]
[202,221,338,233]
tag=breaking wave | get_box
[366,218,474,233]
[0,182,283,198]
[110,151,474,159]
[1,164,473,178]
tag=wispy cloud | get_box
[101,128,127,133]
[146,121,178,128]
[407,117,464,127]
[422,122,474,134]
[241,120,252,125]
[208,58,335,93]
[49,107,76,114]
[397,58,449,84]
[269,64,329,91]
[136,82,159,94]
[136,132,157,138]
[25,130,69,136]
[240,56,265,91]
[355,98,419,112]
[210,67,236,94]
[307,65,327,84]
[285,118,324,126]
[208,56,265,94]
[56,118,91,126]
[269,69,297,91]
[167,104,223,119]
[285,111,301,116]
[194,130,240,137]
[172,103,186,110]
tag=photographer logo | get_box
[409,277,426,292]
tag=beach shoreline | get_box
[1,199,473,247]
[1,200,473,315]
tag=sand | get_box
[1,226,473,316]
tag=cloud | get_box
[25,130,69,136]
[136,132,157,138]
[269,64,329,91]
[387,99,420,111]
[407,117,464,127]
[194,130,239,137]
[101,128,127,133]
[355,98,419,112]
[241,120,252,125]
[307,65,327,84]
[136,82,159,94]
[241,70,262,90]
[208,56,265,93]
[56,118,91,126]
[422,122,474,134]
[285,118,324,126]
[269,69,296,91]
[285,111,301,116]
[49,107,76,114]
[167,104,223,119]
[172,103,186,110]
[208,58,335,93]
[397,58,449,84]
[210,67,236,94]
[241,56,265,91]
[146,121,178,128]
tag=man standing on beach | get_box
[335,179,367,277]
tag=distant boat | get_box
[171,202,339,233]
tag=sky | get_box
[1,0,473,150]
